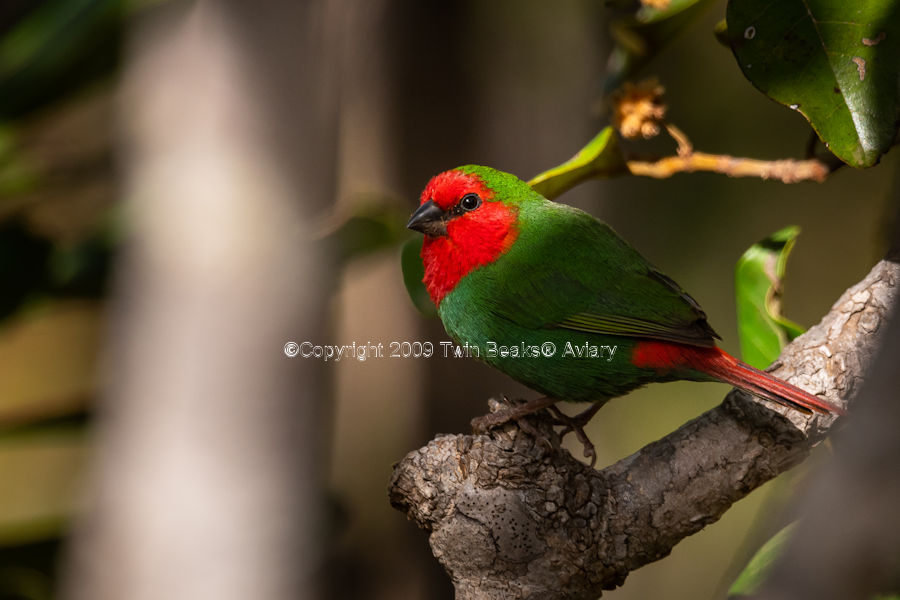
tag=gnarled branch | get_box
[389,259,898,600]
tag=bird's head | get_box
[407,166,525,305]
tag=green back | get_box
[437,166,718,402]
[453,165,716,344]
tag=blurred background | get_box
[0,1,895,599]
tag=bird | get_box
[406,165,844,461]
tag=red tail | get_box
[632,342,846,416]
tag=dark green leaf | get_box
[401,237,437,318]
[735,226,805,369]
[727,0,900,168]
[528,127,627,200]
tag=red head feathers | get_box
[410,168,518,305]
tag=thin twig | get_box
[627,153,829,183]
[665,123,693,156]
[622,122,831,183]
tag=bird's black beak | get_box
[407,199,448,237]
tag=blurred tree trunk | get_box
[61,1,340,599]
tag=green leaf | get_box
[735,226,805,369]
[401,237,437,318]
[728,523,795,597]
[607,0,718,89]
[527,127,627,200]
[726,0,900,168]
[730,522,900,599]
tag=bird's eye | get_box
[460,193,482,212]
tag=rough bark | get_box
[389,259,898,599]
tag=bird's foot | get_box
[470,395,559,433]
[546,403,603,468]
[471,396,562,454]
[472,397,603,468]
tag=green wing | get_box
[480,200,720,347]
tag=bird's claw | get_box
[470,395,559,433]
[547,403,603,468]
[472,397,602,468]
[471,395,562,453]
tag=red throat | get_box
[419,170,518,305]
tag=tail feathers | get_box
[693,347,845,416]
[631,341,846,415]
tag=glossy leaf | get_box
[735,226,805,369]
[727,0,900,167]
[528,127,627,200]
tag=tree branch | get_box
[625,124,831,183]
[389,259,898,599]
[626,153,829,183]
